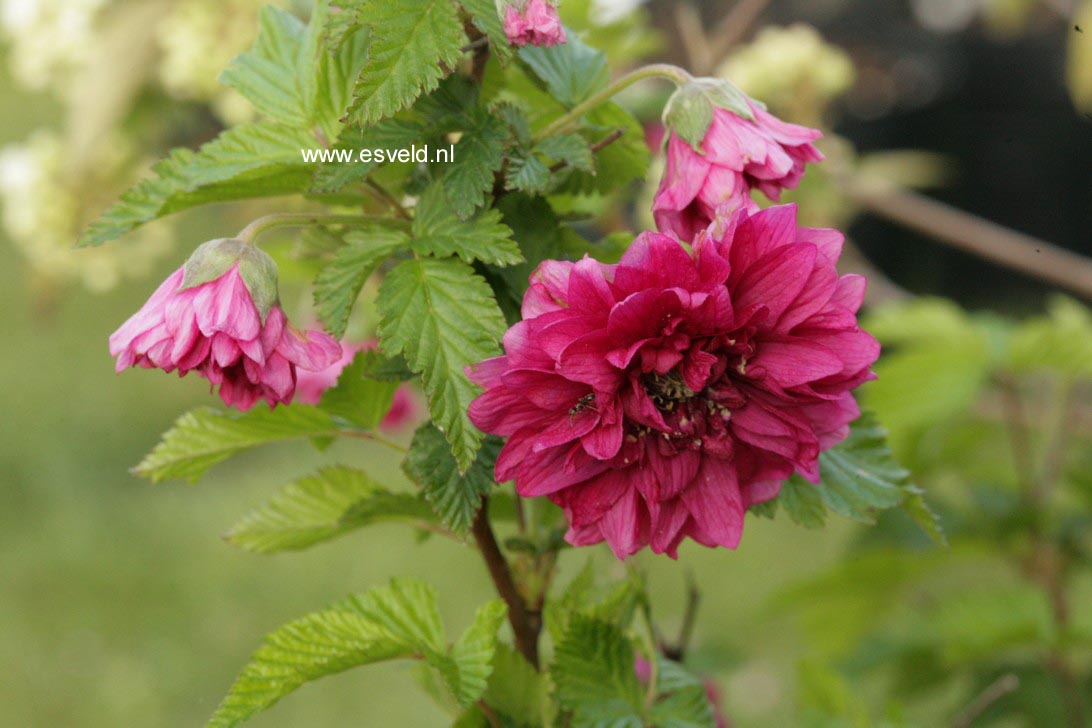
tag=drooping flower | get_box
[467,204,878,558]
[295,339,421,431]
[653,79,824,242]
[109,238,341,410]
[503,0,566,47]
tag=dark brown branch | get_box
[843,177,1092,300]
[471,501,540,668]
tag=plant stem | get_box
[236,213,408,244]
[950,673,1019,728]
[533,63,693,141]
[471,501,541,668]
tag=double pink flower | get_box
[467,204,878,558]
[654,100,824,242]
[110,252,341,411]
[503,0,566,47]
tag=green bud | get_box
[662,77,756,151]
[179,237,280,321]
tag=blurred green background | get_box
[2,1,1091,726]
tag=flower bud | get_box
[180,237,279,321]
[502,0,566,47]
[654,78,824,241]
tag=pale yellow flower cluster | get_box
[0,131,171,292]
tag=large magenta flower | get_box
[295,339,421,431]
[467,205,878,558]
[654,99,823,242]
[110,241,341,411]
[503,0,566,47]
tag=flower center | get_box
[642,370,697,413]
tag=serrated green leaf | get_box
[221,3,369,137]
[310,117,425,193]
[814,413,944,544]
[779,477,827,529]
[459,0,514,65]
[346,0,467,126]
[377,257,506,469]
[519,33,609,107]
[313,227,407,337]
[537,133,594,172]
[412,184,521,265]
[134,406,342,484]
[483,644,548,726]
[442,108,508,218]
[506,153,551,194]
[556,103,647,195]
[553,615,644,728]
[403,423,503,534]
[649,660,716,728]
[442,600,507,707]
[220,6,310,126]
[207,579,445,728]
[317,350,400,428]
[356,348,416,381]
[225,465,435,553]
[900,488,947,546]
[79,122,314,247]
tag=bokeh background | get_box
[1,0,1090,726]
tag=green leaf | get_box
[377,257,506,470]
[221,3,369,137]
[505,153,551,194]
[815,413,943,543]
[443,600,508,706]
[220,6,310,125]
[346,0,467,126]
[134,406,342,483]
[208,579,446,728]
[79,122,314,247]
[556,103,648,195]
[403,423,503,534]
[483,645,548,726]
[412,184,521,266]
[519,34,609,107]
[317,350,400,429]
[553,615,644,728]
[309,117,425,193]
[458,0,514,66]
[224,465,436,553]
[649,659,716,728]
[313,227,407,338]
[537,133,594,172]
[442,108,509,218]
[663,78,754,149]
[779,477,827,529]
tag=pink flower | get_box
[503,0,566,47]
[110,259,341,411]
[467,204,878,558]
[654,101,823,242]
[295,340,420,431]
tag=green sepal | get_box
[662,77,755,151]
[180,238,280,322]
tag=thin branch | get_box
[662,573,701,661]
[950,674,1019,728]
[674,3,714,75]
[471,501,541,668]
[838,237,912,307]
[365,179,412,220]
[477,700,503,728]
[706,0,773,69]
[461,36,489,53]
[843,176,1092,300]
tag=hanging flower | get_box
[295,339,421,431]
[653,78,824,242]
[503,0,566,47]
[109,238,341,410]
[467,205,878,558]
